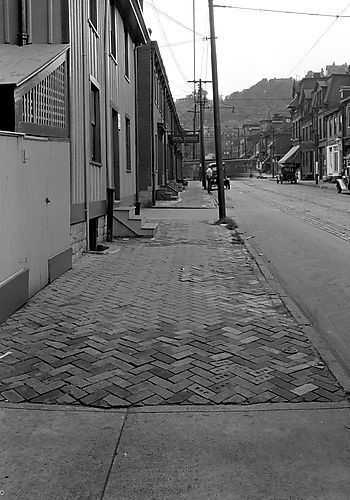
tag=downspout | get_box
[104,1,113,241]
[82,0,90,250]
[19,0,28,45]
[26,0,32,44]
[134,43,141,215]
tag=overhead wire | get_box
[288,0,350,75]
[150,0,191,89]
[213,4,350,18]
[145,0,205,37]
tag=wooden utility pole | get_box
[198,79,212,188]
[208,0,226,219]
[199,79,206,188]
[192,0,197,161]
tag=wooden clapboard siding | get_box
[69,0,85,206]
[0,0,19,44]
[69,0,107,210]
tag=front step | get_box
[156,189,178,201]
[113,207,158,238]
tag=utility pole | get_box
[199,79,212,188]
[208,0,225,219]
[199,79,206,188]
[192,0,197,161]
[271,127,275,178]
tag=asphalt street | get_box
[228,178,350,386]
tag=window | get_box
[89,0,98,29]
[124,23,129,78]
[110,3,117,59]
[90,83,101,163]
[125,116,131,171]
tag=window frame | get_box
[89,0,98,31]
[90,82,101,164]
[125,115,131,172]
[110,2,117,61]
[124,22,129,79]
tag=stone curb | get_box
[0,400,348,414]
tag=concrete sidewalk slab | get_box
[0,405,126,499]
[104,404,350,500]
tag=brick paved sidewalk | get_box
[0,187,345,407]
[155,180,217,209]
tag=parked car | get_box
[276,165,298,184]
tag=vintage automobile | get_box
[276,165,298,184]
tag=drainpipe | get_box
[134,43,141,215]
[26,0,32,43]
[104,1,114,241]
[82,1,90,250]
[19,0,28,45]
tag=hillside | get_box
[175,77,293,131]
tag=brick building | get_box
[137,41,184,206]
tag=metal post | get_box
[199,79,206,189]
[208,0,225,219]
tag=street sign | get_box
[170,133,199,144]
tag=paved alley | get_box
[0,183,345,408]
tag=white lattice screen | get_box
[22,62,66,128]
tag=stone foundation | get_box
[71,216,107,262]
[71,222,87,262]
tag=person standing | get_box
[206,165,213,193]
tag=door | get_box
[24,140,49,296]
[157,131,164,186]
[112,110,120,200]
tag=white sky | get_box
[143,0,350,99]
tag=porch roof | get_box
[0,44,69,86]
[278,145,300,165]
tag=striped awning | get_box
[278,145,300,165]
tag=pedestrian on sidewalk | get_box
[224,176,231,189]
[206,165,213,193]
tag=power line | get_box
[145,0,205,37]
[289,0,350,75]
[151,0,190,84]
[213,4,350,18]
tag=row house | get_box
[286,67,350,179]
[0,0,182,323]
[238,115,291,174]
[137,41,184,206]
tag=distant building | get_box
[137,41,184,206]
[286,68,350,180]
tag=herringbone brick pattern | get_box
[0,200,344,407]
